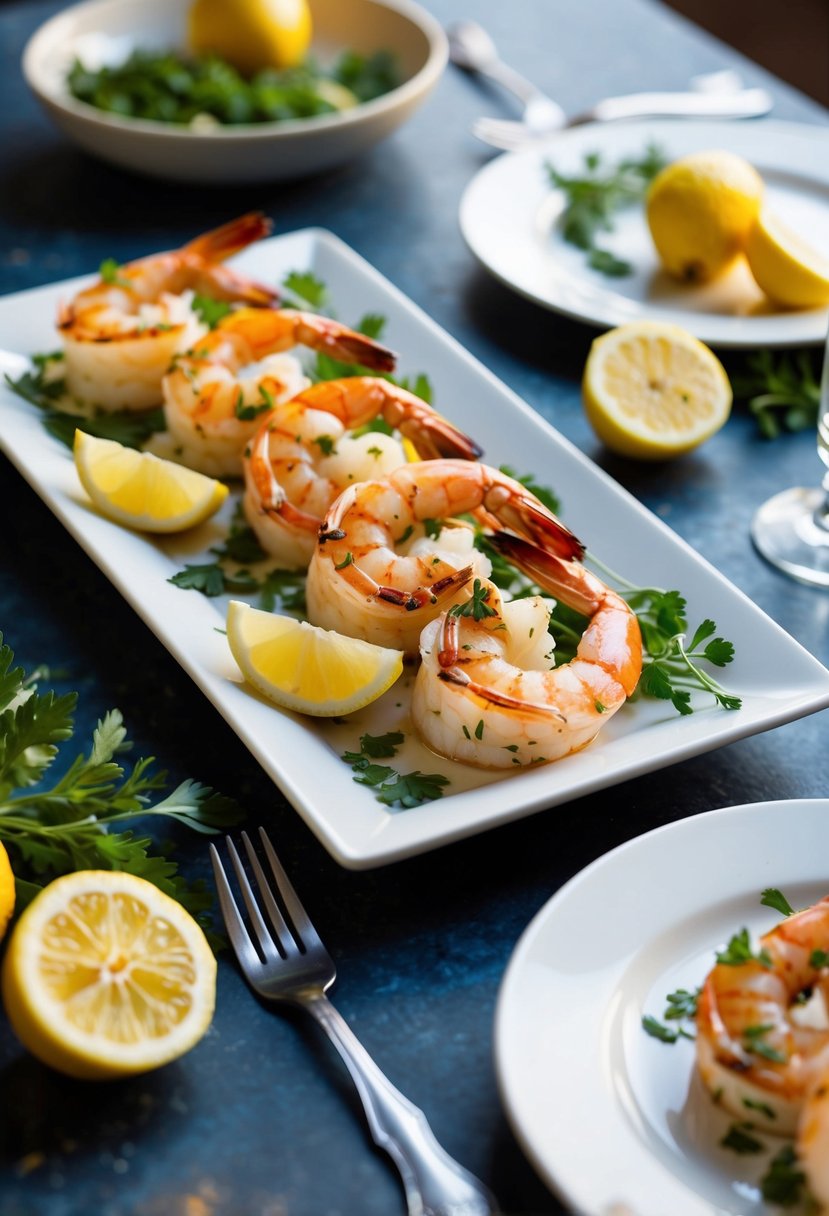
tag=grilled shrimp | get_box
[57,213,277,411]
[412,550,641,768]
[162,312,397,478]
[305,460,582,658]
[242,377,482,568]
[696,897,829,1137]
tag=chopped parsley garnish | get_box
[313,434,337,456]
[99,257,129,287]
[448,579,497,622]
[192,295,233,329]
[760,1144,808,1206]
[282,271,328,311]
[743,1024,787,1064]
[335,552,354,570]
[342,732,449,809]
[761,887,795,917]
[811,949,829,969]
[641,1015,685,1044]
[641,986,699,1044]
[720,1123,765,1155]
[743,1097,776,1121]
[68,49,400,126]
[716,928,772,969]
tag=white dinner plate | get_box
[459,119,829,348]
[496,798,829,1215]
[1,230,829,869]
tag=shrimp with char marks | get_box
[305,460,581,658]
[242,377,482,569]
[162,311,397,478]
[58,213,278,411]
[412,539,642,767]
[696,896,829,1141]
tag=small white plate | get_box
[496,798,829,1215]
[460,119,829,348]
[22,0,446,184]
[1,230,829,868]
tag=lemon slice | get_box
[745,209,829,309]
[1,871,216,1080]
[189,0,312,74]
[0,843,15,944]
[582,322,732,460]
[227,600,404,716]
[74,431,228,532]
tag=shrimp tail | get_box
[398,413,483,461]
[304,321,397,373]
[183,213,279,306]
[488,533,603,617]
[478,487,585,559]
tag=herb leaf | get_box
[761,887,796,917]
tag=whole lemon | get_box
[646,150,763,283]
[189,0,313,75]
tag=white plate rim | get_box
[459,118,829,349]
[494,796,829,1215]
[1,228,828,869]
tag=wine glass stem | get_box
[816,473,829,532]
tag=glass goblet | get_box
[751,332,829,587]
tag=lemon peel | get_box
[74,430,228,533]
[227,600,404,716]
[188,0,313,75]
[1,871,216,1080]
[0,843,15,944]
[745,209,829,309]
[646,150,763,283]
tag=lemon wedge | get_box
[227,600,404,716]
[582,322,732,460]
[745,209,829,309]
[646,150,763,283]
[1,871,216,1080]
[0,843,15,944]
[74,431,228,532]
[189,0,312,74]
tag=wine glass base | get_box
[751,486,829,588]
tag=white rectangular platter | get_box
[2,228,829,868]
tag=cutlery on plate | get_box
[211,829,500,1216]
[447,19,773,150]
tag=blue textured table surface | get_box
[1,1,828,1213]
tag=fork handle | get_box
[307,995,499,1216]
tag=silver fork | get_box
[210,829,499,1216]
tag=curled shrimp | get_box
[162,312,397,478]
[58,213,278,411]
[242,377,482,568]
[304,459,581,658]
[696,897,829,1137]
[798,1057,829,1207]
[412,545,642,768]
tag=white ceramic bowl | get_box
[22,0,447,184]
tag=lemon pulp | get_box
[582,322,732,460]
[745,209,829,309]
[227,600,404,716]
[2,871,216,1079]
[74,430,228,533]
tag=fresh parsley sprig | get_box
[545,143,667,277]
[732,348,821,439]
[0,636,243,919]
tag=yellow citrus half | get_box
[745,209,829,309]
[0,843,15,943]
[189,0,313,74]
[227,600,404,716]
[1,871,216,1080]
[582,321,732,460]
[74,430,228,533]
[646,150,763,283]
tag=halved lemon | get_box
[582,322,732,460]
[1,871,216,1080]
[227,600,404,716]
[0,842,15,943]
[745,209,829,309]
[74,431,228,532]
